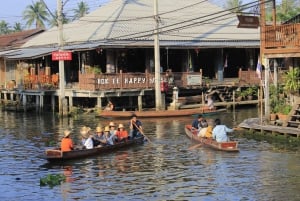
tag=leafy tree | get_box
[73,1,89,20]
[13,22,23,32]
[48,11,70,28]
[23,1,49,29]
[265,0,300,23]
[0,20,10,35]
[224,0,244,13]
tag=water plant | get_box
[40,174,66,188]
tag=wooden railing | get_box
[264,23,300,48]
[7,70,285,91]
[78,71,203,91]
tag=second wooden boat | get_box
[185,125,239,152]
[97,108,226,118]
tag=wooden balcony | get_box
[263,23,300,56]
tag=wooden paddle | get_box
[188,143,202,150]
[188,131,202,150]
[132,121,153,144]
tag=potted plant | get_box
[277,104,292,121]
[244,85,258,100]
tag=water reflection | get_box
[0,108,299,201]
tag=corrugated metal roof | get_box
[23,0,259,48]
[0,47,57,59]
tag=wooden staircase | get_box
[285,102,300,128]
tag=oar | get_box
[132,122,153,144]
[188,143,202,150]
[188,130,202,150]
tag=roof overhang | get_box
[0,47,57,60]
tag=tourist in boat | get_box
[204,119,214,138]
[103,126,114,145]
[80,126,94,149]
[212,119,235,142]
[206,95,214,110]
[93,126,106,147]
[61,129,74,152]
[197,119,209,137]
[129,114,143,139]
[116,124,129,142]
[109,121,118,142]
[104,101,114,111]
[191,114,204,131]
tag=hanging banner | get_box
[52,51,72,61]
[237,15,259,28]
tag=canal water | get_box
[0,107,299,201]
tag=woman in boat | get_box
[197,119,208,137]
[116,124,129,142]
[103,126,114,145]
[93,126,106,147]
[212,119,235,142]
[80,126,94,149]
[109,121,118,142]
[191,114,204,131]
[104,101,114,111]
[61,129,74,152]
[206,95,214,110]
[129,114,143,139]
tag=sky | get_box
[0,0,107,29]
[1,0,255,29]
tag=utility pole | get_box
[154,0,162,110]
[57,0,66,116]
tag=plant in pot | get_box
[245,85,258,100]
[277,104,292,121]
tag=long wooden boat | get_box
[98,108,226,118]
[45,136,144,162]
[185,125,239,152]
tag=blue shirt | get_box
[212,125,234,142]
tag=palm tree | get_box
[224,0,244,13]
[48,11,70,27]
[13,22,23,32]
[0,20,10,35]
[73,1,89,20]
[23,1,49,29]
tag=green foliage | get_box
[23,1,49,29]
[278,104,292,115]
[40,174,66,188]
[283,67,300,95]
[238,86,258,99]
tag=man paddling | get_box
[129,114,143,139]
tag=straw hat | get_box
[80,126,91,138]
[109,122,115,127]
[118,124,124,129]
[96,126,103,133]
[104,126,110,132]
[64,129,71,137]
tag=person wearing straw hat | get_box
[102,126,114,145]
[80,126,93,149]
[61,129,74,152]
[93,126,106,147]
[109,121,118,142]
[116,123,128,142]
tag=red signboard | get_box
[52,51,72,61]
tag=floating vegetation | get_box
[237,130,300,151]
[40,174,66,188]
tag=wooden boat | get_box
[185,125,239,152]
[97,108,226,118]
[45,136,144,162]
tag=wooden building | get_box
[0,1,273,112]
